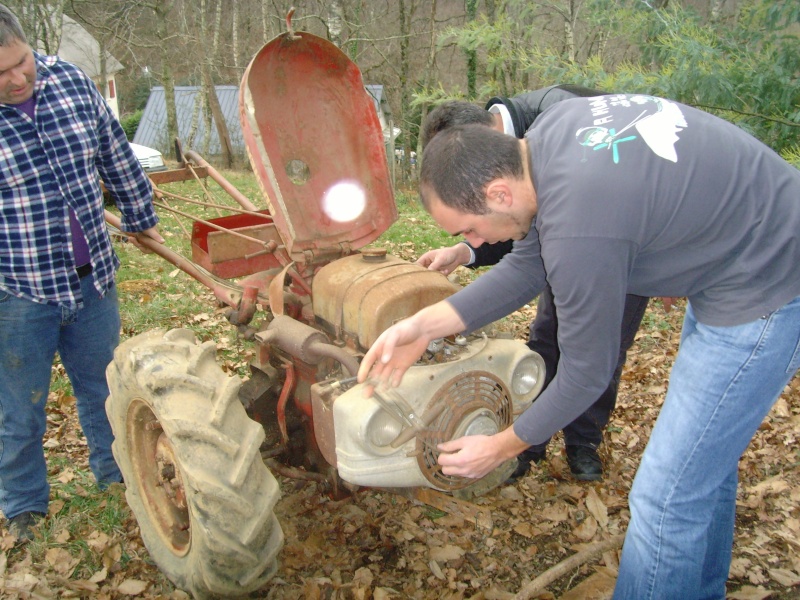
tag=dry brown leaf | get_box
[3,572,41,593]
[54,528,70,544]
[429,544,465,562]
[45,547,78,575]
[102,542,123,571]
[57,469,75,484]
[768,568,800,587]
[513,522,539,539]
[573,515,598,541]
[558,568,616,599]
[116,578,149,595]
[65,579,99,593]
[585,488,609,530]
[428,559,446,580]
[86,530,111,553]
[727,586,775,600]
[48,499,65,516]
[748,566,768,585]
[749,476,789,497]
[89,567,108,583]
[539,504,569,523]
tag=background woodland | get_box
[5,0,799,173]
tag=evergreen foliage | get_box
[119,110,143,142]
[420,0,799,155]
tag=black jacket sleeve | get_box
[467,240,515,268]
[485,84,605,138]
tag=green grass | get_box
[23,454,130,578]
[375,187,455,254]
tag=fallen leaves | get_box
[1,300,798,599]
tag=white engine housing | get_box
[323,336,545,492]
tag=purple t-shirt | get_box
[15,95,90,268]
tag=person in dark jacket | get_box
[417,86,650,481]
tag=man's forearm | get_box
[413,300,468,341]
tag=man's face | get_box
[0,40,36,105]
[426,188,532,247]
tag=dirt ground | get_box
[1,299,799,599]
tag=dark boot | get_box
[7,511,46,542]
[566,445,603,481]
[507,447,548,482]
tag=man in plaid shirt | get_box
[0,4,163,541]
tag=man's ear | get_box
[485,179,513,210]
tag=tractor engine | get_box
[307,250,546,496]
[231,28,546,496]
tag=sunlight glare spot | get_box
[322,181,366,223]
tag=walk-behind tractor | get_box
[104,16,546,599]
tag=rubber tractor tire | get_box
[106,329,283,599]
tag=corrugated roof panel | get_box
[134,84,387,158]
[133,86,244,156]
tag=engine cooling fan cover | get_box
[415,371,513,490]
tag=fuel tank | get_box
[312,250,459,350]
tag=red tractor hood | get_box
[240,31,397,262]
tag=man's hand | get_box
[357,301,467,394]
[437,427,529,479]
[416,243,472,276]
[357,318,433,395]
[129,226,165,254]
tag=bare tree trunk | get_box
[212,0,223,57]
[98,42,108,98]
[327,0,344,46]
[565,0,577,62]
[416,0,439,162]
[200,0,233,168]
[187,74,202,150]
[397,0,419,185]
[465,0,478,99]
[12,0,67,54]
[711,0,724,22]
[232,0,240,71]
[261,0,270,43]
[153,3,179,150]
[202,89,212,156]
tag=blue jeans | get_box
[614,295,800,599]
[0,276,122,520]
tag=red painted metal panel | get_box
[240,32,397,262]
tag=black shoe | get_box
[507,447,547,482]
[566,445,603,481]
[7,511,46,542]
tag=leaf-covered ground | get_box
[1,286,799,599]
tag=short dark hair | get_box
[420,101,493,149]
[0,4,27,46]
[420,124,523,215]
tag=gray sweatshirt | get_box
[447,94,800,445]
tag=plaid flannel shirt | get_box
[0,52,158,309]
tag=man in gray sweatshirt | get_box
[358,94,800,598]
[418,90,650,481]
